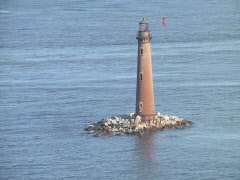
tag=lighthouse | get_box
[85,18,193,136]
[135,18,156,123]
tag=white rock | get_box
[112,128,118,132]
[163,115,169,121]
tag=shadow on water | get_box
[136,133,156,160]
[134,132,162,179]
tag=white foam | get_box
[0,10,12,14]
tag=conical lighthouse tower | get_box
[135,18,156,122]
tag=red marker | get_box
[162,17,166,24]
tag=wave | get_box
[0,10,13,14]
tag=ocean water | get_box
[1,0,240,179]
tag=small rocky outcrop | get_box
[85,112,193,137]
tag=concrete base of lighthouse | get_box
[137,114,157,121]
[85,112,193,137]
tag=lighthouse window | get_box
[140,73,143,81]
[140,48,143,55]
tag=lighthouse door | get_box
[139,102,143,112]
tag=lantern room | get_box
[139,18,149,31]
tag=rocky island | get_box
[85,113,193,137]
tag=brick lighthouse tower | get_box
[135,18,156,122]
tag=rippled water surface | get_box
[1,0,240,179]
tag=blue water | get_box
[1,0,240,179]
